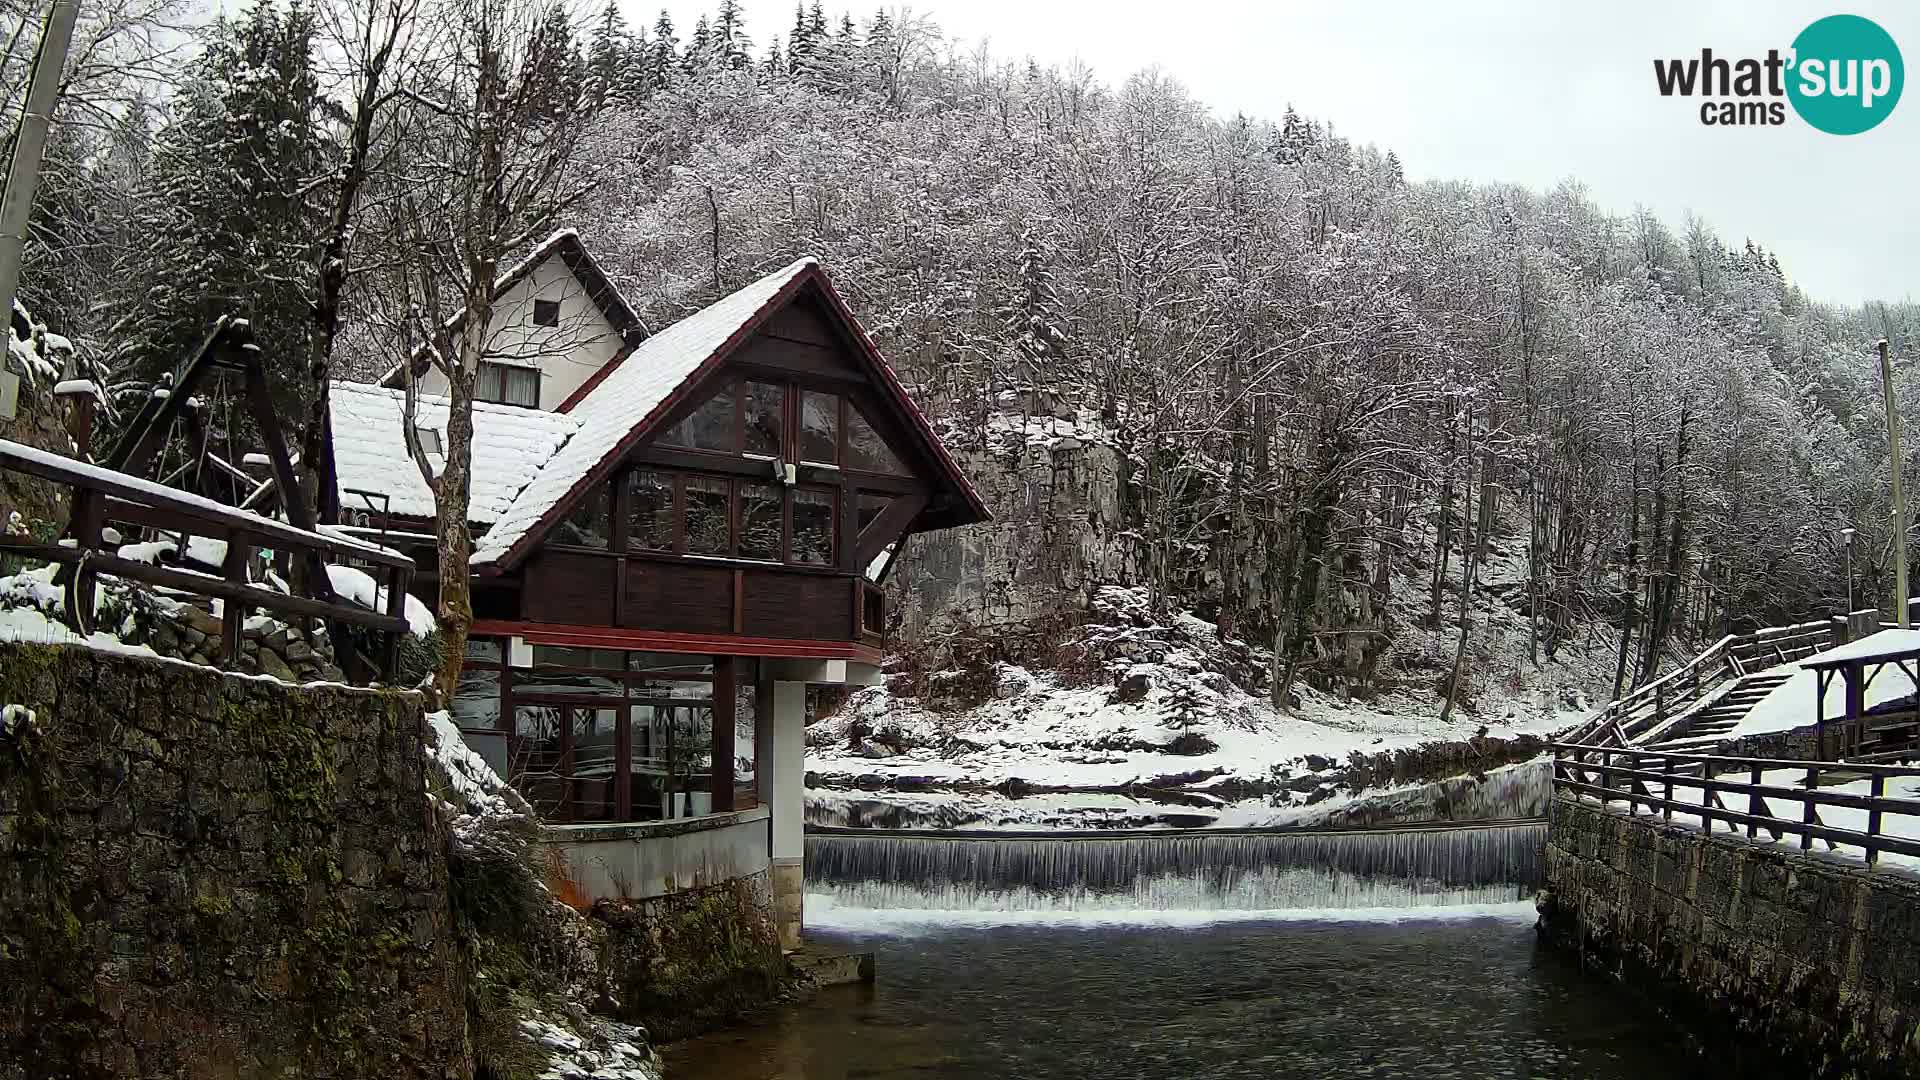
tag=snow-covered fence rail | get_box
[0,437,415,682]
[1565,620,1835,748]
[1551,741,1920,868]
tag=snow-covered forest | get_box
[8,0,1916,708]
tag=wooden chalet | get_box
[321,239,987,849]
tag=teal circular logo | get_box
[1788,14,1903,134]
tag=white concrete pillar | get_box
[768,679,807,950]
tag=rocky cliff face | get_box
[897,409,1139,638]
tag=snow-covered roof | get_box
[470,257,819,565]
[328,382,579,524]
[1800,628,1920,670]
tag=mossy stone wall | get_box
[0,642,470,1079]
[593,875,787,1042]
[1542,795,1920,1079]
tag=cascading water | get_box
[805,821,1544,912]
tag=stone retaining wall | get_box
[0,641,468,1078]
[1541,795,1920,1079]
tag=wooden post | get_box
[558,705,575,824]
[220,535,250,667]
[1747,763,1762,838]
[1802,765,1818,850]
[614,701,632,821]
[68,486,103,620]
[379,564,407,682]
[754,676,773,809]
[1868,773,1885,867]
[1664,756,1675,821]
[710,655,736,813]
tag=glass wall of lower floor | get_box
[452,638,756,823]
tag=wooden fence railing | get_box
[0,438,414,682]
[1552,741,1920,867]
[1564,620,1834,748]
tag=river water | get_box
[665,902,1709,1080]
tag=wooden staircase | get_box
[1646,669,1796,752]
[1565,620,1832,750]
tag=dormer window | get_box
[532,298,561,327]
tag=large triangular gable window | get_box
[657,376,909,477]
[845,405,907,476]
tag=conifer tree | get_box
[649,11,679,89]
[712,0,752,70]
[521,6,585,121]
[686,15,711,72]
[112,0,330,418]
[762,36,784,82]
[788,3,813,73]
[586,0,630,106]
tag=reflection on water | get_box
[666,912,1713,1080]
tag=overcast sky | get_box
[642,0,1917,308]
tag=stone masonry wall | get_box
[0,642,470,1079]
[1541,795,1920,1079]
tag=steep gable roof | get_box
[329,382,579,524]
[379,229,643,386]
[470,257,989,570]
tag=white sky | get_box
[640,0,1918,308]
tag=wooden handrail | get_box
[1552,741,1920,866]
[0,438,415,684]
[0,439,410,568]
[1565,618,1842,749]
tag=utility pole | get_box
[1880,339,1908,627]
[0,0,82,325]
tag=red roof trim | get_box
[473,619,884,663]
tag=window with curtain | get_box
[476,361,540,408]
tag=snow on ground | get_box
[1727,630,1920,740]
[808,758,1548,832]
[519,1015,659,1080]
[809,657,1570,792]
[0,566,173,661]
[425,709,526,823]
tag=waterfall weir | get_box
[805,819,1545,912]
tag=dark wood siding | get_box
[622,559,734,634]
[741,569,854,640]
[761,299,839,347]
[732,332,861,381]
[521,551,614,625]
